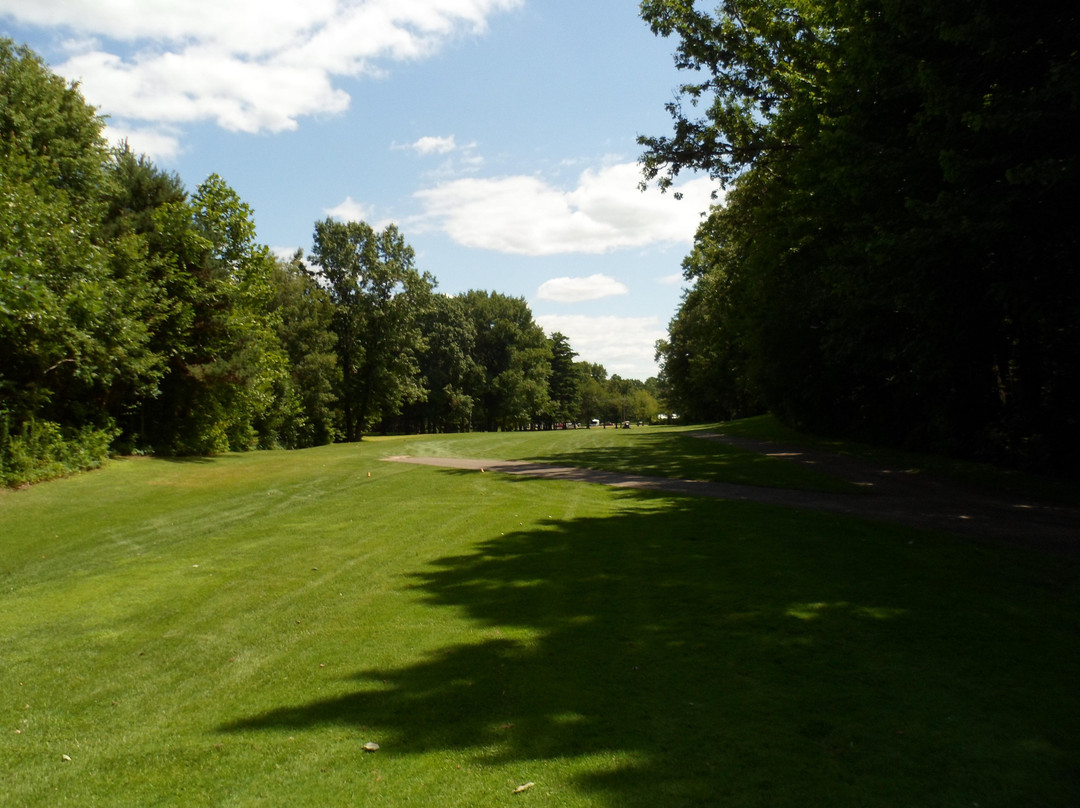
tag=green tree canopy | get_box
[311,218,435,440]
[397,293,482,433]
[459,290,552,431]
[1,41,157,434]
[547,331,579,424]
[266,252,340,447]
[642,0,1080,470]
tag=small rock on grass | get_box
[363,742,380,752]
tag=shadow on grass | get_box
[525,431,856,493]
[221,484,1079,806]
[533,430,767,478]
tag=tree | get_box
[108,170,293,454]
[0,41,157,442]
[459,291,551,431]
[0,40,304,464]
[641,0,1080,470]
[157,175,292,452]
[655,204,763,423]
[629,388,661,424]
[547,332,579,425]
[99,145,189,443]
[573,362,607,425]
[398,293,481,433]
[638,0,830,191]
[311,218,435,440]
[266,253,339,447]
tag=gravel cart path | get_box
[383,439,1080,557]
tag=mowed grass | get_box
[401,424,858,493]
[2,427,1078,807]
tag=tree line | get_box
[0,41,660,485]
[645,0,1078,474]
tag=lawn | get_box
[399,423,858,493]
[2,426,1078,806]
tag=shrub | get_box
[0,412,118,487]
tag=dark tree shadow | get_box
[220,481,1079,806]
[526,430,770,482]
[519,430,855,493]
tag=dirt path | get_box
[383,439,1080,557]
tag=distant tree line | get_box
[645,0,1079,473]
[0,41,660,485]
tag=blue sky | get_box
[1,0,719,380]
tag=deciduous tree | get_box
[0,41,157,440]
[459,291,551,431]
[641,0,1080,470]
[311,219,434,440]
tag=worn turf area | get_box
[2,428,1078,806]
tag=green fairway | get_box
[2,428,1078,806]
[399,424,859,493]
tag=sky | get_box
[1,0,720,380]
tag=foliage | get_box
[638,0,830,191]
[655,201,765,423]
[459,290,552,431]
[266,253,340,447]
[311,218,436,440]
[132,175,293,453]
[0,41,159,437]
[0,39,656,482]
[1,42,313,465]
[0,411,117,486]
[396,293,482,433]
[564,363,664,426]
[572,362,607,424]
[546,331,579,423]
[642,0,1080,472]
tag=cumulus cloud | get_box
[324,196,372,222]
[535,314,664,380]
[104,122,183,162]
[3,1,522,137]
[58,44,350,134]
[537,274,628,303]
[415,161,716,255]
[409,135,458,155]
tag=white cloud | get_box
[56,45,351,134]
[410,135,458,155]
[415,161,716,255]
[324,196,372,222]
[4,1,522,138]
[103,122,183,162]
[537,274,628,303]
[657,272,685,286]
[536,314,665,380]
[5,1,335,54]
[395,137,483,182]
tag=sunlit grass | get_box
[2,429,1078,806]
